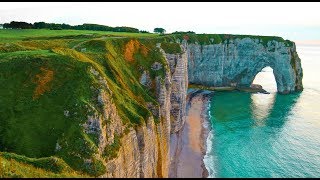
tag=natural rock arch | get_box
[187,38,303,94]
[251,66,277,92]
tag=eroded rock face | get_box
[154,69,172,177]
[139,70,152,89]
[187,38,303,94]
[163,41,188,133]
[94,41,179,177]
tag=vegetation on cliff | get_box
[160,42,182,54]
[0,29,168,177]
[163,33,294,47]
[0,152,87,178]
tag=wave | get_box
[203,98,218,178]
[204,130,218,178]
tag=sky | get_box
[1,2,320,41]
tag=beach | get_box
[169,90,212,178]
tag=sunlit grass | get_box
[0,29,159,43]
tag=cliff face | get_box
[187,38,303,94]
[163,41,188,133]
[98,42,189,178]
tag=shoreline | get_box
[188,84,269,94]
[169,89,212,178]
[199,92,212,178]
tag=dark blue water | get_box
[204,44,320,178]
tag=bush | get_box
[160,42,182,54]
[50,27,62,30]
[103,134,121,160]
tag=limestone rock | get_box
[151,62,162,71]
[187,38,303,94]
[139,70,152,89]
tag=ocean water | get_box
[204,44,320,178]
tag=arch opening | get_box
[252,66,277,93]
[250,66,277,125]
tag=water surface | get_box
[204,44,320,178]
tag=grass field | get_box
[0,29,159,43]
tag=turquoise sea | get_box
[204,44,320,178]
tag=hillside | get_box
[0,29,169,177]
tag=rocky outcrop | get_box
[91,40,190,178]
[88,65,172,178]
[101,41,191,177]
[162,41,189,133]
[102,118,162,178]
[153,70,172,177]
[187,38,303,94]
[139,70,152,89]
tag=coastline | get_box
[169,89,213,178]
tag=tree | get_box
[154,27,166,34]
[114,26,139,33]
[139,30,150,33]
[34,22,46,29]
[5,21,33,29]
[2,21,146,33]
[172,31,195,34]
[3,23,10,29]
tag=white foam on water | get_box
[203,99,218,178]
[204,130,217,178]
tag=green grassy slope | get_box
[0,152,87,177]
[160,33,294,47]
[0,30,168,177]
[0,29,158,43]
